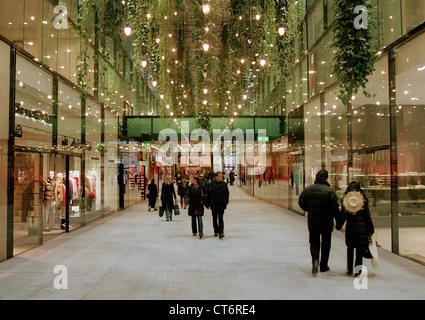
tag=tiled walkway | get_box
[1,186,425,300]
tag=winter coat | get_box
[177,180,186,196]
[147,183,158,207]
[340,194,375,249]
[298,180,341,234]
[184,184,205,217]
[206,180,229,212]
[161,182,176,210]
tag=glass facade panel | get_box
[402,0,425,33]
[395,34,425,262]
[85,99,102,218]
[58,81,82,153]
[104,108,119,213]
[15,54,53,150]
[323,84,348,200]
[13,152,42,255]
[307,0,324,49]
[304,97,321,187]
[0,0,24,48]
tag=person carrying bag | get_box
[337,181,375,277]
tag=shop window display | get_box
[13,152,42,255]
[85,99,102,216]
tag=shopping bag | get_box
[158,206,164,218]
[364,236,379,269]
[154,198,159,210]
[369,238,379,269]
[174,204,180,216]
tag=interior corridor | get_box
[1,185,425,300]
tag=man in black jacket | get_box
[206,172,229,239]
[298,170,342,276]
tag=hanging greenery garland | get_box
[331,0,376,105]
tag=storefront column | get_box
[389,48,399,255]
[6,47,15,259]
[0,41,11,262]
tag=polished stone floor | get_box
[1,186,425,300]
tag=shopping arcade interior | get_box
[0,0,425,266]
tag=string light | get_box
[202,40,210,52]
[202,4,211,15]
[124,23,132,36]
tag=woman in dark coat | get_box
[177,176,187,209]
[184,176,205,238]
[339,181,375,277]
[147,179,158,211]
[161,177,177,221]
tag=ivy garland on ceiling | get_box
[124,0,305,130]
[331,0,376,106]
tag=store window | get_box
[304,97,322,187]
[323,84,348,199]
[85,99,102,218]
[104,107,119,213]
[349,55,391,252]
[395,33,425,262]
[0,0,24,47]
[307,0,324,49]
[58,81,82,153]
[15,54,53,150]
[402,0,425,33]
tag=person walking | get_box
[147,179,158,211]
[339,181,375,277]
[161,177,177,221]
[298,170,342,276]
[184,176,205,238]
[177,176,187,209]
[229,170,235,186]
[206,172,229,239]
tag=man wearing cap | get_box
[298,170,342,276]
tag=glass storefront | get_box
[395,33,425,262]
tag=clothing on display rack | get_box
[42,171,56,231]
[54,173,66,230]
[85,174,96,211]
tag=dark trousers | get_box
[191,215,203,234]
[347,246,365,274]
[309,231,332,269]
[212,209,224,234]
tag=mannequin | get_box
[54,173,66,230]
[42,171,56,231]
